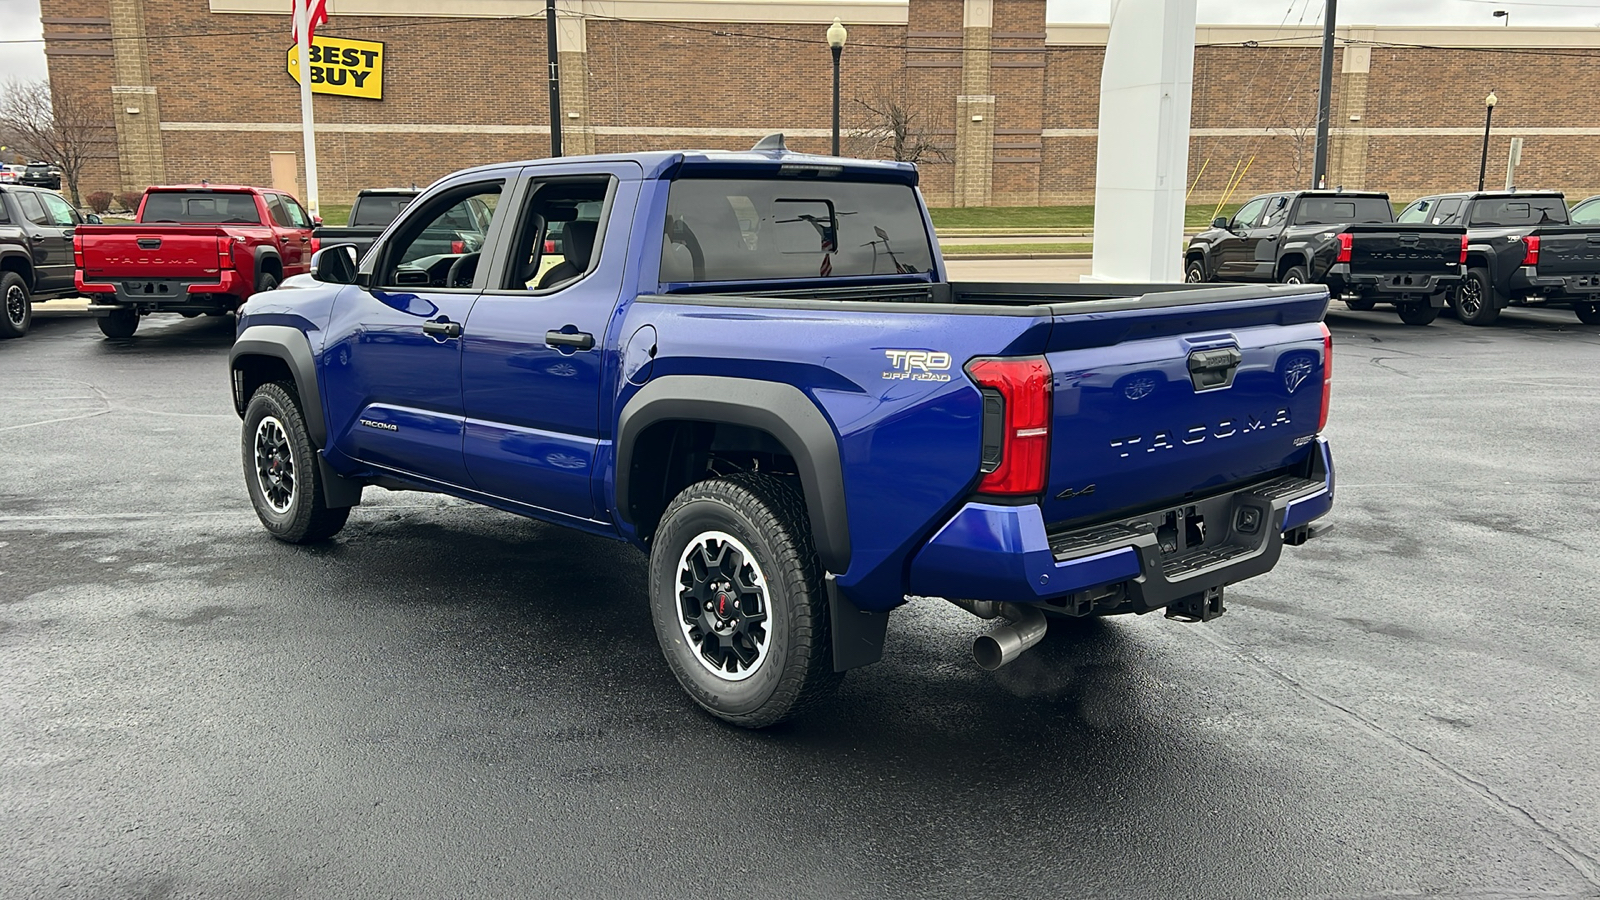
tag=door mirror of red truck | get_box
[310,244,360,285]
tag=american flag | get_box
[293,0,329,44]
[820,254,832,277]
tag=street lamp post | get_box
[1478,91,1497,192]
[1493,10,1509,26]
[828,18,847,156]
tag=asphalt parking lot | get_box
[3,299,1598,899]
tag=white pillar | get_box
[1084,0,1197,283]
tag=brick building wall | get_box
[38,0,1600,209]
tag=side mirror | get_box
[309,243,360,285]
[84,214,103,224]
[312,215,323,227]
[1212,216,1230,230]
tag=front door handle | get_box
[422,318,463,339]
[546,330,594,350]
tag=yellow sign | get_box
[287,36,384,100]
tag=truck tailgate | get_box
[1530,226,1600,276]
[78,225,227,280]
[1038,286,1329,527]
[1346,223,1463,277]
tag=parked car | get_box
[1398,191,1600,325]
[18,162,62,191]
[0,165,24,184]
[0,184,102,338]
[229,144,1335,728]
[310,188,418,259]
[1569,195,1600,226]
[73,184,314,338]
[1185,190,1465,325]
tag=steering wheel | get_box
[446,252,480,289]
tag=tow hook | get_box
[947,599,1049,670]
[1166,586,1226,622]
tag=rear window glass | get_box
[662,178,934,283]
[1294,197,1392,225]
[352,194,414,226]
[142,191,262,224]
[1468,197,1567,227]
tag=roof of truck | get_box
[445,145,919,185]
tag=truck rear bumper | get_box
[78,270,247,308]
[1336,266,1460,300]
[1513,268,1600,301]
[908,437,1334,612]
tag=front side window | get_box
[661,177,934,283]
[282,196,311,228]
[1229,197,1269,231]
[379,182,502,289]
[40,192,78,226]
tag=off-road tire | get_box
[242,381,350,543]
[255,272,279,294]
[97,307,139,339]
[1575,302,1600,325]
[1397,302,1440,326]
[1280,265,1309,285]
[648,472,841,728]
[0,271,31,338]
[1344,297,1376,312]
[1184,259,1208,283]
[1454,267,1501,326]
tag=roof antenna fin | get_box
[752,133,787,152]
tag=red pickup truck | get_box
[75,185,315,338]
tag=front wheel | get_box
[648,473,841,728]
[241,382,350,543]
[1454,267,1501,326]
[1576,302,1600,325]
[97,307,139,339]
[1397,303,1440,326]
[0,271,31,338]
[1184,259,1208,283]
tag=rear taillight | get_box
[310,236,321,253]
[544,238,556,254]
[1460,234,1469,265]
[73,234,83,268]
[1319,323,1333,432]
[216,235,235,270]
[1335,232,1353,264]
[451,239,466,255]
[1522,235,1540,267]
[966,356,1052,496]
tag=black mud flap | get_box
[826,574,888,672]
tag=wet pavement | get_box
[2,302,1598,899]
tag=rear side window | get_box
[17,190,48,225]
[662,178,934,283]
[264,194,292,227]
[0,194,10,224]
[1294,197,1393,225]
[142,191,262,224]
[1468,197,1568,227]
[352,195,413,226]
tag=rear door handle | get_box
[422,318,463,339]
[546,330,594,350]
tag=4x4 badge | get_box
[1056,483,1096,501]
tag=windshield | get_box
[351,194,415,226]
[141,191,262,224]
[1294,197,1393,225]
[1467,197,1568,227]
[662,178,934,283]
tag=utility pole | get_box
[545,0,563,157]
[1311,0,1336,189]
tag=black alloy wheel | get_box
[1281,265,1309,285]
[1184,260,1207,283]
[1454,268,1500,326]
[241,382,351,542]
[0,272,31,338]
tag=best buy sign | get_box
[287,36,384,100]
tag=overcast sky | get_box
[3,0,1598,83]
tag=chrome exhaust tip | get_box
[972,603,1048,671]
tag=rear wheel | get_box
[1397,303,1439,326]
[0,271,31,338]
[648,472,841,728]
[1280,265,1309,285]
[1344,297,1376,312]
[242,382,350,543]
[1454,267,1501,326]
[1575,302,1600,325]
[1184,259,1208,283]
[255,271,279,294]
[96,307,139,339]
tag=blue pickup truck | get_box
[229,142,1334,727]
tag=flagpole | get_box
[295,0,320,216]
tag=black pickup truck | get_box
[1186,191,1464,326]
[1399,192,1600,325]
[311,188,421,259]
[0,183,101,338]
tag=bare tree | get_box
[1268,100,1319,188]
[847,96,950,165]
[0,79,109,207]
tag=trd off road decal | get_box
[883,350,952,382]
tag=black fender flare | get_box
[229,324,362,508]
[0,247,35,288]
[1184,242,1213,276]
[252,246,283,285]
[1276,247,1312,279]
[615,376,851,574]
[1464,244,1504,297]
